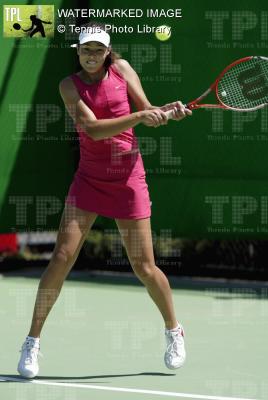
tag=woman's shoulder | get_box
[59,75,79,96]
[59,73,79,86]
[114,58,130,68]
[113,59,132,76]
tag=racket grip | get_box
[165,109,176,120]
[164,105,189,120]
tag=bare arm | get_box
[114,59,152,111]
[114,59,192,120]
[59,77,165,141]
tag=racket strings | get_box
[217,58,268,110]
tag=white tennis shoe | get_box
[17,337,42,378]
[164,323,186,369]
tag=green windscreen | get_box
[1,0,268,238]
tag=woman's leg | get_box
[115,217,177,330]
[28,204,98,338]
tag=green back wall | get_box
[1,0,268,238]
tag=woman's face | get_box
[78,42,110,73]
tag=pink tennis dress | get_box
[66,64,151,219]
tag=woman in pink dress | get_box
[17,22,192,378]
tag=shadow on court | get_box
[0,372,175,385]
[0,372,175,381]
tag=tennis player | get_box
[17,22,192,378]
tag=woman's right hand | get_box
[140,109,168,127]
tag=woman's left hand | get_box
[160,101,192,121]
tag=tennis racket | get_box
[165,56,268,118]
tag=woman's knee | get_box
[133,261,156,281]
[51,246,75,266]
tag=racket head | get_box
[215,56,268,111]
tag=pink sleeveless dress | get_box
[66,64,151,219]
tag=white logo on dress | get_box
[115,85,121,89]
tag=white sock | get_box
[167,323,180,332]
[26,336,40,342]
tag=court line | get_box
[0,376,259,400]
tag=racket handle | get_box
[164,105,189,120]
[165,109,176,119]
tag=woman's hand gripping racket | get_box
[165,56,268,119]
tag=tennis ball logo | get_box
[155,25,171,41]
[13,22,21,30]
